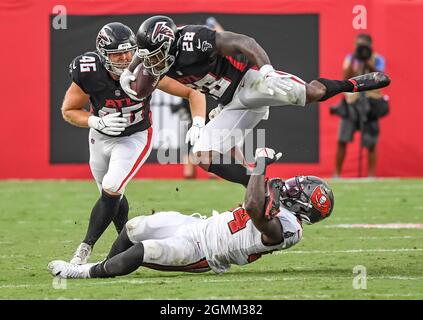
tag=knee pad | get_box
[125,216,147,243]
[102,174,124,194]
[142,240,164,262]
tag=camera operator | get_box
[332,33,389,177]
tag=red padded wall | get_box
[0,0,421,179]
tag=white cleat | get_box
[70,242,92,265]
[48,260,94,279]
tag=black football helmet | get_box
[135,16,179,76]
[96,22,137,76]
[280,176,334,224]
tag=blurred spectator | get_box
[331,33,389,177]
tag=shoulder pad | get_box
[69,52,106,93]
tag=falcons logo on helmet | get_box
[97,28,112,48]
[151,22,175,44]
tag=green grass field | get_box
[1,179,422,300]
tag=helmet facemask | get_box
[101,44,137,76]
[137,41,175,76]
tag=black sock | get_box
[83,190,121,247]
[208,162,251,187]
[317,78,355,101]
[113,195,129,234]
[107,228,134,259]
[89,243,144,278]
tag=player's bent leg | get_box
[141,238,210,273]
[238,69,307,108]
[126,212,200,243]
[315,72,390,102]
[73,128,153,264]
[70,129,110,265]
[191,150,213,171]
[81,190,121,247]
[191,108,266,186]
[103,127,153,194]
[305,80,327,103]
[106,225,134,259]
[88,243,145,278]
[71,190,122,265]
[113,194,129,234]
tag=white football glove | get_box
[208,105,223,120]
[119,69,140,100]
[255,147,283,165]
[185,116,205,146]
[88,113,127,136]
[258,64,293,96]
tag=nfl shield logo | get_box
[115,90,121,96]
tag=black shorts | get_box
[338,118,379,148]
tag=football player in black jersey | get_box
[63,22,206,264]
[120,16,390,187]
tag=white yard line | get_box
[276,248,423,255]
[326,223,423,229]
[311,235,423,240]
[3,274,423,291]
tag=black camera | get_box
[355,44,373,61]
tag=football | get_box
[130,64,160,99]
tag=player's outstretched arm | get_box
[244,149,284,246]
[157,76,206,120]
[158,76,206,146]
[215,31,271,68]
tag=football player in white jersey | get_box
[48,148,334,279]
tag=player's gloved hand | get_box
[252,147,282,175]
[88,113,127,136]
[255,147,283,166]
[208,105,223,120]
[259,64,293,96]
[185,116,205,146]
[119,69,139,100]
[264,177,284,220]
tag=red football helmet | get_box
[281,176,334,224]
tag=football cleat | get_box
[70,242,92,265]
[348,72,391,92]
[48,260,94,279]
